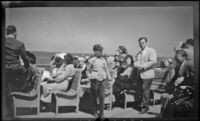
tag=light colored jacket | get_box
[86,56,111,81]
[134,46,157,79]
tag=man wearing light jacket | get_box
[134,37,157,114]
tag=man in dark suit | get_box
[5,25,30,71]
[5,25,31,117]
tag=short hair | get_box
[7,25,17,35]
[93,44,103,52]
[138,37,148,42]
[125,54,134,65]
[64,53,74,64]
[119,46,127,54]
[26,51,36,64]
[185,39,194,46]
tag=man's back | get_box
[5,37,29,70]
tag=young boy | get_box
[86,44,112,118]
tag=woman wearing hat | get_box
[40,53,75,111]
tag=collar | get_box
[7,34,15,38]
[142,46,148,51]
[139,46,149,54]
[92,56,105,61]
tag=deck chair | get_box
[150,68,173,105]
[11,68,42,117]
[53,69,82,115]
[104,78,114,111]
[123,68,142,109]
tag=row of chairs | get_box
[10,68,114,117]
[11,69,82,117]
[10,67,166,117]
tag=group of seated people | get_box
[159,39,194,118]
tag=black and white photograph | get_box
[1,1,199,121]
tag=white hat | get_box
[55,52,67,59]
[78,57,85,62]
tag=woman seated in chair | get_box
[157,58,175,90]
[41,52,67,82]
[113,55,135,106]
[40,53,75,111]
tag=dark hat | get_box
[64,53,74,64]
[185,39,194,46]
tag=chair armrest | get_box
[123,90,136,95]
[152,81,166,85]
[53,89,77,97]
[11,89,37,98]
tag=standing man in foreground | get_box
[134,37,157,114]
[86,44,112,118]
[5,25,31,117]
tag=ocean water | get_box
[30,51,93,65]
[30,51,172,67]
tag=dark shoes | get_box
[92,111,104,119]
[92,111,99,118]
[139,108,149,114]
[40,105,49,112]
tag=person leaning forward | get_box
[5,25,32,117]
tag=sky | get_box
[5,7,193,57]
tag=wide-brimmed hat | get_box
[55,52,67,60]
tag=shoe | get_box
[6,113,14,119]
[139,108,148,114]
[149,100,154,105]
[92,111,99,118]
[155,100,161,105]
[98,113,104,119]
[40,105,49,112]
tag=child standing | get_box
[86,44,112,118]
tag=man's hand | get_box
[180,86,187,89]
[138,65,145,71]
[46,77,54,82]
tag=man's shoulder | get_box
[146,47,155,51]
[88,56,96,62]
[146,47,156,54]
[6,37,24,46]
[88,56,107,63]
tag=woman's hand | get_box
[174,77,184,86]
[47,77,55,83]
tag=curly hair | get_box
[119,46,127,54]
[138,37,148,42]
[185,39,194,47]
[125,54,134,65]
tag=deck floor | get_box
[2,93,161,120]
